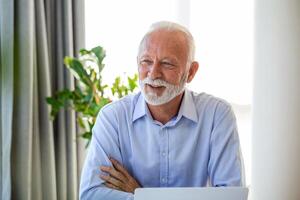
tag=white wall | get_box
[252,0,300,199]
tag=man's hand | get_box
[100,158,141,193]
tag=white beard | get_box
[139,73,188,106]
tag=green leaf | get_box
[128,74,138,91]
[73,86,84,99]
[90,69,97,82]
[91,46,105,63]
[91,46,106,72]
[57,89,73,100]
[46,97,62,107]
[81,131,92,140]
[74,104,86,113]
[46,96,65,117]
[64,57,91,86]
[84,103,100,116]
[79,48,90,56]
[77,117,86,129]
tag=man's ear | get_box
[187,61,199,83]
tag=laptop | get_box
[134,187,249,200]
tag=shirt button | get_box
[162,151,166,157]
[161,178,167,183]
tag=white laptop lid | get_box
[134,187,248,200]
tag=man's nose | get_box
[148,61,162,79]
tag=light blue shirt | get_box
[79,89,244,200]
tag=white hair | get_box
[138,21,196,63]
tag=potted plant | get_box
[46,46,138,146]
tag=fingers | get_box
[100,174,124,189]
[110,158,131,178]
[100,166,127,182]
[99,158,141,193]
[104,182,120,190]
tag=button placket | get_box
[159,127,169,186]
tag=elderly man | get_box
[79,21,244,200]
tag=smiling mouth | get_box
[146,84,165,89]
[146,84,166,92]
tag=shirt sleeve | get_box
[79,106,134,200]
[208,101,245,187]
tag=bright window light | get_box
[189,0,253,105]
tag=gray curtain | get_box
[0,0,85,199]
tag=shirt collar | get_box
[132,89,198,123]
[132,93,147,122]
[177,89,198,123]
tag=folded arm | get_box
[79,108,135,200]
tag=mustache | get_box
[140,77,175,88]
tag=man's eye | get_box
[161,62,174,67]
[141,60,152,64]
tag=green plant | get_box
[46,46,138,146]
